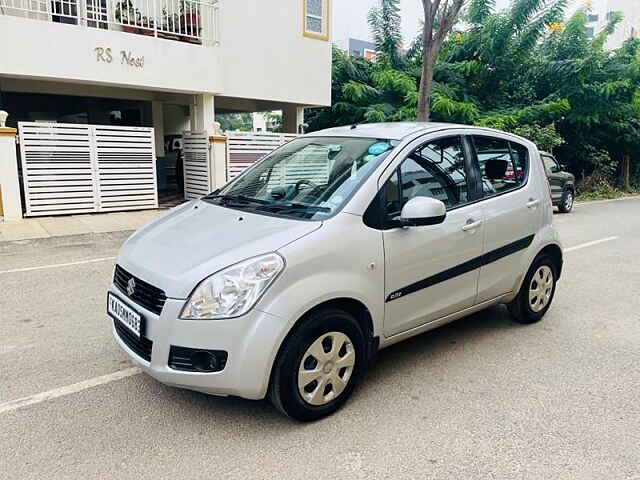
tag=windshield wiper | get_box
[203,194,270,206]
[259,202,331,213]
[204,194,331,215]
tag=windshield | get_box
[205,136,397,220]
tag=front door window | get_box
[381,135,483,336]
[399,136,469,208]
[381,136,472,223]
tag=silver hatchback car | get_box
[108,123,563,421]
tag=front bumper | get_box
[109,285,287,400]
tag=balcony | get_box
[0,0,219,45]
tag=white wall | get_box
[0,16,222,95]
[1,0,332,107]
[217,0,331,107]
[586,0,640,50]
[252,112,268,132]
[607,0,640,49]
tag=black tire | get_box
[508,254,558,324]
[558,189,574,213]
[269,308,366,422]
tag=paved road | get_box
[1,198,639,480]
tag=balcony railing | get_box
[0,0,220,45]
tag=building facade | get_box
[335,38,378,60]
[586,0,640,49]
[0,0,332,218]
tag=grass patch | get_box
[576,187,640,202]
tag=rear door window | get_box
[473,136,529,196]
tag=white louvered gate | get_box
[18,122,158,216]
[227,132,298,181]
[94,125,158,212]
[182,132,211,200]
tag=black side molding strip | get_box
[386,234,535,302]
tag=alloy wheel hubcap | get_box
[298,331,355,406]
[565,192,573,210]
[529,265,554,312]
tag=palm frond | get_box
[467,0,495,25]
[514,0,567,55]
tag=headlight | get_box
[180,253,285,320]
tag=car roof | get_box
[304,122,471,141]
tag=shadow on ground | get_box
[141,304,519,429]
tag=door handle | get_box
[526,198,540,209]
[462,219,482,232]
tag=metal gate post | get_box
[88,125,102,212]
[0,126,23,221]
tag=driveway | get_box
[1,198,639,480]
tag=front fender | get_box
[260,271,384,336]
[257,213,385,337]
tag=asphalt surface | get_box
[1,198,639,480]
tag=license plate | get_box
[108,293,143,338]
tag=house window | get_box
[587,14,599,23]
[304,0,330,40]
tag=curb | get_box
[575,194,640,206]
[0,230,134,252]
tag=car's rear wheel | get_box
[558,189,574,213]
[269,308,365,421]
[508,254,558,324]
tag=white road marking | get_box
[0,367,141,415]
[0,256,116,275]
[564,236,619,253]
[0,343,36,355]
[0,234,621,414]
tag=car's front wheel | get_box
[269,308,365,421]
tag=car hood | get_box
[117,200,321,299]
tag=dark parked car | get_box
[541,152,575,213]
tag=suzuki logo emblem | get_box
[127,278,136,296]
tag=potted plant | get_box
[114,0,139,34]
[139,15,155,36]
[179,0,201,44]
[158,8,181,40]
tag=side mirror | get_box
[398,197,446,227]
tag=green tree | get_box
[215,113,252,132]
[306,47,418,130]
[417,0,468,121]
[368,0,403,67]
[263,112,283,133]
[307,0,640,190]
[536,10,640,187]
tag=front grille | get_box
[113,319,153,361]
[113,265,167,315]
